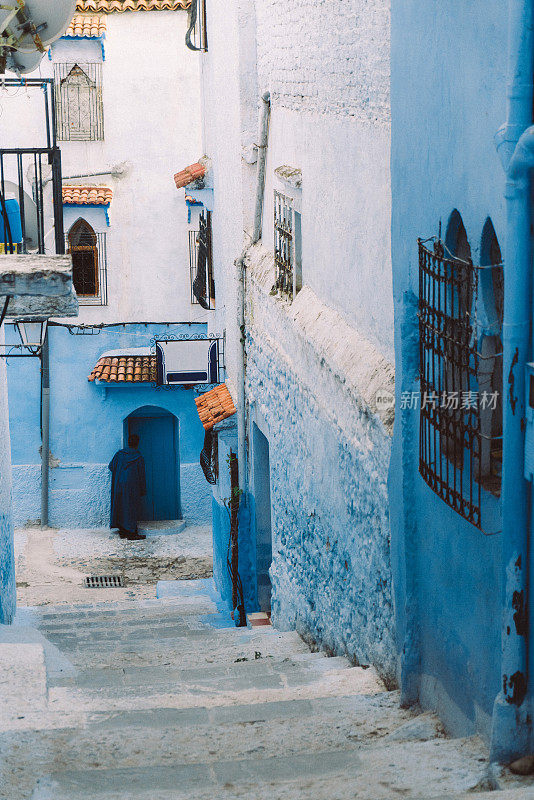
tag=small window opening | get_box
[68,218,99,297]
[190,210,215,309]
[54,62,104,142]
[273,190,302,299]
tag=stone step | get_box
[23,737,506,800]
[0,693,418,784]
[49,653,354,692]
[137,520,187,537]
[47,658,382,715]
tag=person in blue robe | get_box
[109,434,147,540]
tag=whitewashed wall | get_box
[2,10,203,325]
[256,0,393,361]
[199,0,396,676]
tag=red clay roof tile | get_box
[65,14,106,36]
[194,384,237,431]
[76,0,189,11]
[63,185,113,205]
[174,162,206,190]
[88,355,156,383]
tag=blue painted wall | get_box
[390,0,509,739]
[0,348,15,624]
[211,418,256,615]
[6,322,212,528]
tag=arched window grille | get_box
[418,212,504,532]
[478,219,504,493]
[54,63,104,142]
[67,218,107,305]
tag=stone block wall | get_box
[255,0,390,123]
[244,244,396,683]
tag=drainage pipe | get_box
[40,330,49,529]
[252,92,271,245]
[490,0,534,763]
[235,91,271,492]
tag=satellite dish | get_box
[0,0,75,60]
[26,160,52,187]
[6,48,43,74]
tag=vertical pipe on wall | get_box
[40,331,49,529]
[252,92,271,245]
[235,91,270,492]
[491,0,534,763]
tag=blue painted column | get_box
[491,169,532,762]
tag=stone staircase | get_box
[1,580,533,800]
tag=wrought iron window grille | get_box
[418,237,504,534]
[185,0,208,52]
[54,62,104,142]
[189,210,215,309]
[65,227,108,306]
[273,190,302,299]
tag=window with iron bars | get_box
[66,220,108,305]
[185,0,208,52]
[273,190,302,298]
[418,236,503,533]
[54,63,104,141]
[189,210,215,309]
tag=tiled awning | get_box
[65,14,107,37]
[195,384,237,431]
[63,186,113,206]
[174,162,206,190]
[75,0,189,11]
[88,350,156,383]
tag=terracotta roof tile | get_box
[88,355,156,383]
[195,384,237,431]
[65,14,106,36]
[75,0,189,11]
[63,185,113,205]
[174,162,206,190]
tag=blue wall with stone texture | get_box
[390,0,508,740]
[240,264,396,684]
[6,322,212,529]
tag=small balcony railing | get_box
[0,79,64,260]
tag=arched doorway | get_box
[125,406,181,521]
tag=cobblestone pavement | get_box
[1,574,534,799]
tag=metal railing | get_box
[65,230,107,305]
[54,62,104,142]
[418,238,504,533]
[0,79,64,258]
[189,210,215,309]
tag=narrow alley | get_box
[4,0,534,795]
[2,566,532,800]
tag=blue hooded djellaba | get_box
[109,447,146,534]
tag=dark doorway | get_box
[253,424,272,612]
[125,406,180,521]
